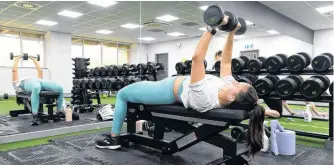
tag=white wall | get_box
[0,67,49,95]
[44,32,72,93]
[145,35,313,77]
[313,29,334,56]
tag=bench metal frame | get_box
[10,92,60,122]
[121,104,251,165]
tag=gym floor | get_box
[0,130,332,165]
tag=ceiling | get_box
[260,1,333,30]
[0,1,332,44]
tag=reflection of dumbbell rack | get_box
[72,58,93,113]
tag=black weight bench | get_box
[10,91,61,123]
[121,103,251,165]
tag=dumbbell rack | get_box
[175,67,333,149]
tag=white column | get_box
[44,31,72,93]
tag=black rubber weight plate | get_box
[235,17,247,35]
[258,57,266,64]
[297,52,311,66]
[288,75,304,86]
[266,75,280,84]
[276,54,288,65]
[247,59,262,73]
[219,11,237,32]
[313,75,330,89]
[323,53,334,63]
[203,5,224,27]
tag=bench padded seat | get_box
[129,103,250,122]
[16,91,60,97]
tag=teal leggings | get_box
[21,78,64,114]
[112,77,179,134]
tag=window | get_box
[71,38,83,58]
[0,29,20,67]
[84,40,101,68]
[21,32,44,67]
[102,42,118,65]
[118,44,129,65]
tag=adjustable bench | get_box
[10,91,61,123]
[121,103,251,165]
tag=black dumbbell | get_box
[129,77,142,84]
[264,54,288,73]
[101,78,107,89]
[123,77,131,87]
[231,126,246,142]
[175,62,187,74]
[253,75,280,96]
[100,66,108,76]
[95,78,102,89]
[88,68,94,77]
[71,94,80,100]
[141,75,155,81]
[94,67,101,76]
[237,75,258,85]
[71,89,80,94]
[72,112,80,120]
[107,65,119,76]
[147,62,164,74]
[9,53,24,60]
[84,58,90,66]
[137,63,147,74]
[330,82,333,96]
[246,57,267,73]
[81,78,89,88]
[300,75,330,99]
[71,100,81,105]
[115,78,124,90]
[312,53,333,72]
[121,64,137,75]
[1,93,8,100]
[232,56,250,73]
[184,60,192,72]
[214,61,221,71]
[87,78,96,89]
[275,75,304,97]
[286,52,311,73]
[106,78,117,90]
[203,5,247,35]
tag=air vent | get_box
[14,2,42,10]
[143,19,171,28]
[147,29,165,32]
[182,22,199,26]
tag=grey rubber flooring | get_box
[0,130,332,165]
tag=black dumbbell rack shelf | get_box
[205,67,333,75]
[260,92,333,103]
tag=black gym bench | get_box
[121,103,251,165]
[10,91,61,123]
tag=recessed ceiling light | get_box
[96,30,113,34]
[87,1,117,7]
[167,32,185,37]
[199,27,207,31]
[156,15,179,22]
[245,20,253,25]
[199,6,208,11]
[316,5,334,14]
[267,30,280,34]
[121,23,142,29]
[36,20,57,26]
[138,37,156,41]
[58,10,83,18]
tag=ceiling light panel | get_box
[58,10,83,18]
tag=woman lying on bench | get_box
[96,25,266,156]
[12,56,65,126]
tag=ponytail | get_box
[246,104,265,157]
